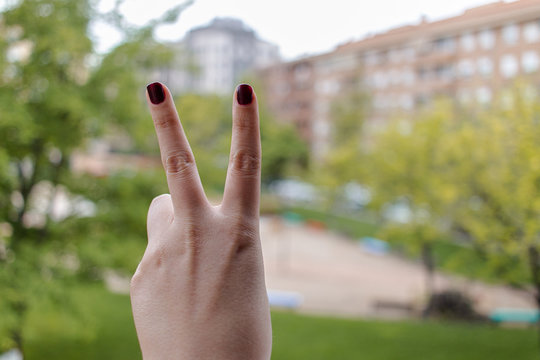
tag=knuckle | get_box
[234,112,257,131]
[145,247,165,268]
[231,149,260,177]
[143,246,167,267]
[130,269,143,292]
[164,150,195,176]
[153,112,179,130]
[130,248,164,294]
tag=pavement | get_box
[260,216,534,318]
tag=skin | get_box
[130,83,272,359]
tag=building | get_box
[156,18,280,95]
[258,0,540,158]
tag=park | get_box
[1,0,540,358]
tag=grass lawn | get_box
[272,311,537,360]
[18,284,537,359]
[285,207,379,238]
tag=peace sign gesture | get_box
[130,82,272,359]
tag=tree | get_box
[446,85,540,314]
[365,86,540,318]
[309,76,369,213]
[260,114,309,184]
[365,101,459,299]
[171,93,231,194]
[0,0,188,353]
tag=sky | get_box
[94,0,503,59]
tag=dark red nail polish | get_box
[147,82,165,104]
[236,84,253,105]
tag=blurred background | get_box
[1,0,540,358]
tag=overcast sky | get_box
[94,0,501,59]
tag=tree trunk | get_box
[10,297,27,357]
[527,246,540,353]
[422,242,435,300]
[421,242,436,319]
[10,327,24,357]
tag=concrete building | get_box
[157,18,280,95]
[258,0,540,158]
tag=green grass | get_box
[272,311,536,360]
[24,284,140,360]
[286,207,379,238]
[18,284,537,359]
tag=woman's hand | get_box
[130,83,272,359]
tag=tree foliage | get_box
[313,79,368,189]
[0,0,185,352]
[365,87,540,297]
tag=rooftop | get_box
[335,0,540,52]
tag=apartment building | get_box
[156,18,280,95]
[258,0,540,158]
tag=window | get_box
[460,32,476,52]
[478,29,495,49]
[417,67,431,81]
[500,54,519,78]
[522,51,540,73]
[434,37,455,52]
[435,64,454,81]
[364,51,379,66]
[389,69,401,86]
[373,94,390,110]
[502,23,520,45]
[476,87,492,103]
[293,64,311,81]
[399,94,414,110]
[458,59,475,78]
[389,48,401,63]
[477,57,493,76]
[373,71,388,89]
[524,21,540,43]
[415,94,430,106]
[316,80,339,94]
[457,88,472,103]
[402,47,415,62]
[401,69,415,85]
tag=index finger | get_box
[146,82,207,216]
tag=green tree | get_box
[0,0,188,353]
[366,101,459,299]
[365,87,539,313]
[310,77,369,212]
[446,86,540,305]
[172,93,231,194]
[260,114,309,184]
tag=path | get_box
[260,216,534,318]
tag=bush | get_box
[423,290,486,322]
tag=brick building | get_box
[258,0,540,158]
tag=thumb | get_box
[147,194,174,241]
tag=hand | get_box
[130,83,272,359]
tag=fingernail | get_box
[236,84,253,105]
[147,82,165,104]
